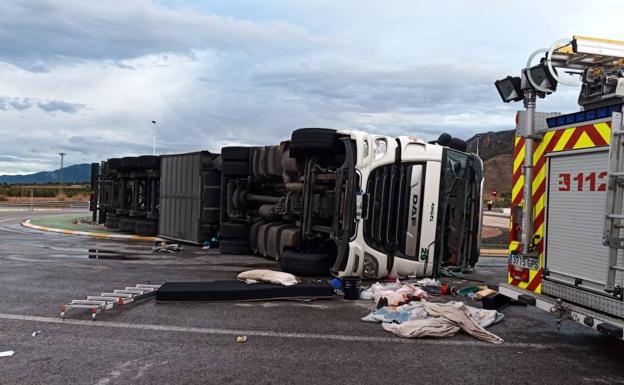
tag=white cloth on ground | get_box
[364,301,504,344]
[237,270,299,286]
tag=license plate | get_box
[509,254,540,270]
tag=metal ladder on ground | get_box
[603,111,624,298]
[61,283,161,320]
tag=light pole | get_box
[151,120,157,155]
[58,152,66,196]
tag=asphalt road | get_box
[1,210,623,385]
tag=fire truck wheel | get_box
[280,250,335,277]
[220,222,249,239]
[220,239,252,255]
[222,146,252,162]
[222,161,250,177]
[289,128,339,158]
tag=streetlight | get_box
[151,120,157,155]
[58,152,66,196]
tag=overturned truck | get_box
[219,128,483,279]
[91,128,483,279]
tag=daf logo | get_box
[411,194,419,227]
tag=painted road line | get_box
[21,219,162,242]
[0,312,561,349]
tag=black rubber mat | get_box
[156,280,335,302]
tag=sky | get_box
[1,0,623,174]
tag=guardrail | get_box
[0,201,90,209]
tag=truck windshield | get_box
[436,149,482,271]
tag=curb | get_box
[21,219,163,242]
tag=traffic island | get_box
[22,213,162,242]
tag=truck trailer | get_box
[495,36,624,339]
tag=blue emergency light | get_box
[547,104,623,128]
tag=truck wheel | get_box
[290,128,339,158]
[280,250,335,277]
[437,133,452,146]
[203,170,221,186]
[220,222,249,239]
[222,147,251,162]
[203,188,221,207]
[105,216,119,229]
[107,158,122,170]
[220,239,252,255]
[449,137,467,152]
[135,219,158,235]
[119,157,139,171]
[118,218,136,233]
[222,161,250,177]
[136,155,160,170]
[202,207,220,224]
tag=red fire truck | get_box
[495,36,624,339]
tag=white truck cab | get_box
[332,130,484,279]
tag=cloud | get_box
[0,96,84,114]
[0,0,324,71]
[36,100,85,113]
[0,0,622,174]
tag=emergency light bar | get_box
[546,104,623,128]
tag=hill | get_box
[0,163,91,184]
[466,130,515,200]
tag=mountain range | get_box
[0,163,91,184]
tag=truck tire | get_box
[437,133,452,147]
[220,239,252,255]
[136,155,160,170]
[280,250,335,277]
[220,222,249,239]
[135,219,158,235]
[222,147,251,162]
[203,188,221,207]
[119,157,139,171]
[105,216,119,229]
[107,158,122,170]
[203,170,221,186]
[118,218,136,233]
[289,128,339,158]
[202,208,220,224]
[222,161,250,177]
[449,137,467,152]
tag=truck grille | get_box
[364,163,421,258]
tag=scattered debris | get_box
[475,288,497,300]
[0,351,14,358]
[341,276,361,300]
[236,336,247,343]
[61,283,161,320]
[237,270,299,286]
[363,301,504,343]
[32,330,42,337]
[152,242,181,253]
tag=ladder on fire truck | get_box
[604,111,624,296]
[537,36,624,295]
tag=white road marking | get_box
[0,312,556,349]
